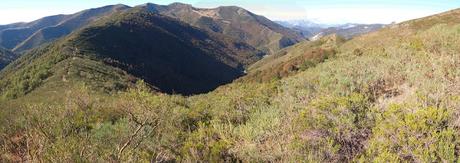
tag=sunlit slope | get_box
[142,2,304,54]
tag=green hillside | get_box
[1,5,460,163]
[240,34,346,82]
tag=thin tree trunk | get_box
[117,123,144,160]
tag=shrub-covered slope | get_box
[2,7,460,163]
[240,34,346,82]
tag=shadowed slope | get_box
[0,47,17,70]
[0,9,263,98]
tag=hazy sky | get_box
[1,0,459,25]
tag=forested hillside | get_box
[0,47,17,69]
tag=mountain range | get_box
[276,20,386,39]
[0,4,130,52]
[0,6,268,96]
[142,3,304,54]
[0,3,303,55]
[0,3,305,95]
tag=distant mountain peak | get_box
[83,4,130,13]
[216,5,246,10]
[138,2,304,54]
[0,4,131,52]
[168,2,193,8]
[277,19,386,40]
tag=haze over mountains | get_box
[0,4,130,52]
[277,20,386,39]
[1,1,460,162]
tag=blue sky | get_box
[1,0,459,25]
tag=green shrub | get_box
[363,104,459,162]
[180,123,233,162]
[296,93,374,161]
